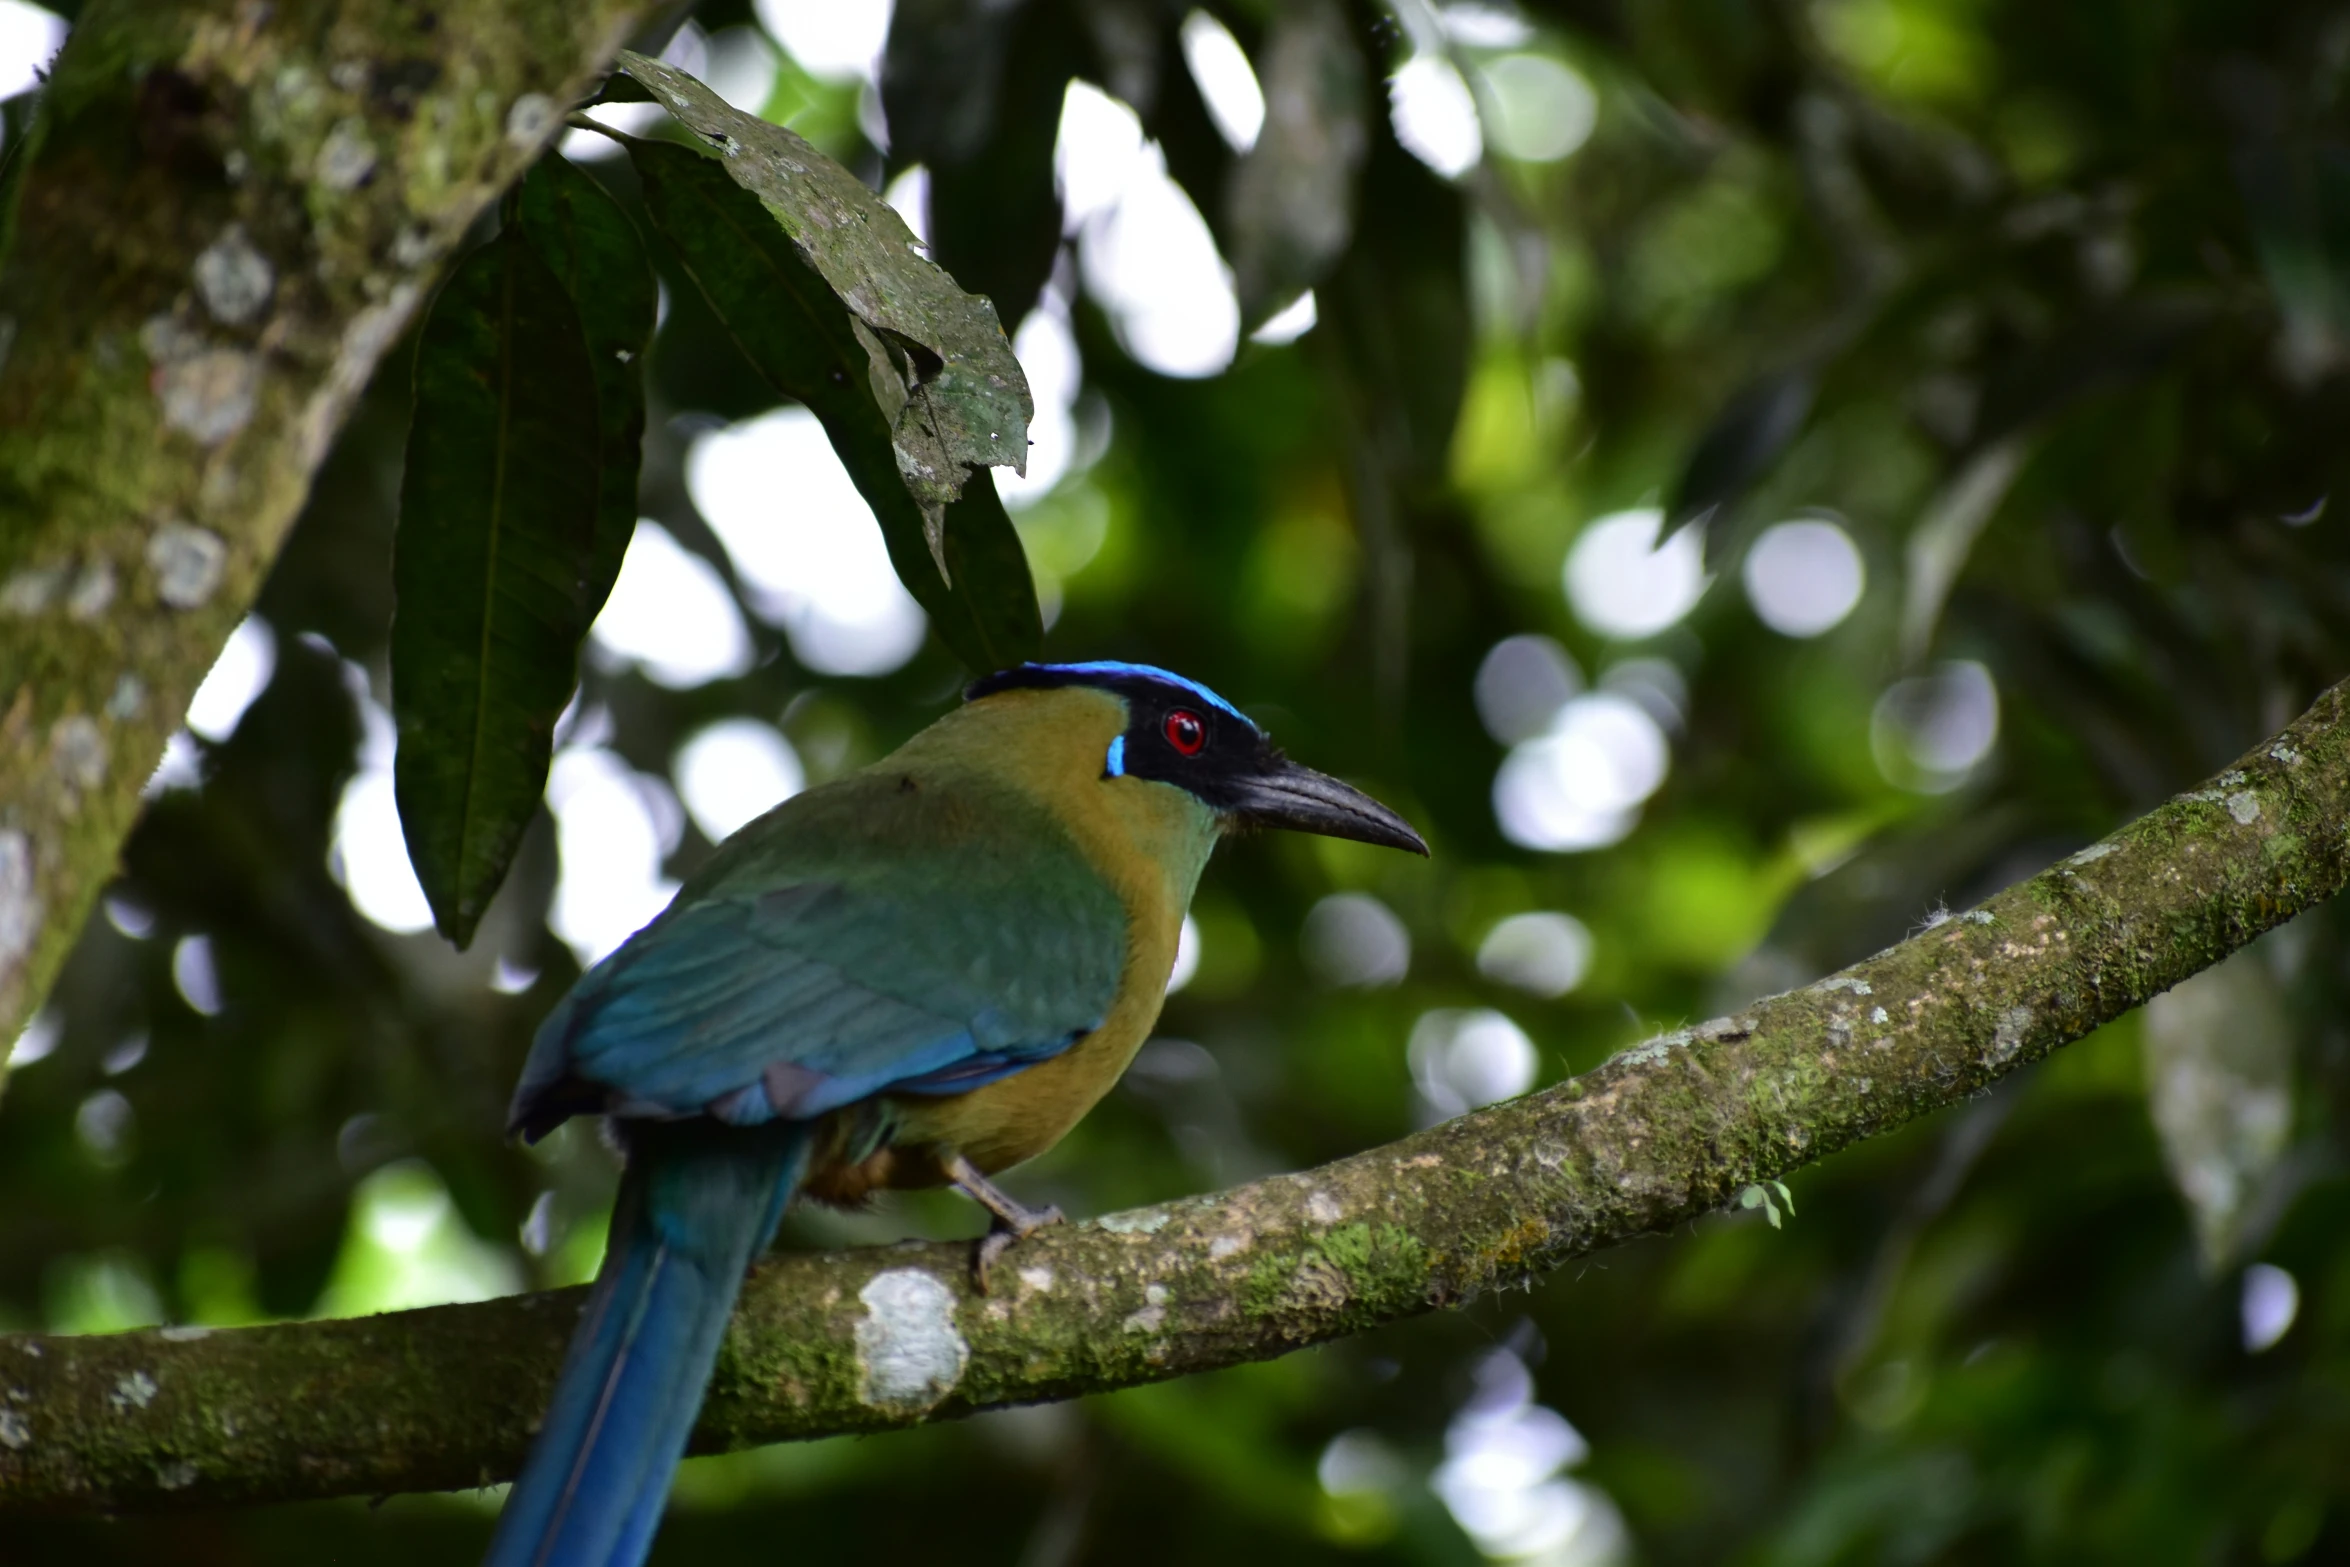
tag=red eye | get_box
[1163,709,1207,756]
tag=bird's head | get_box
[966,662,1428,856]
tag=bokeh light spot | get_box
[1410,1009,1538,1120]
[1166,914,1202,994]
[687,408,929,677]
[185,617,276,742]
[1481,54,1597,163]
[1302,892,1411,988]
[1493,692,1670,852]
[1181,10,1265,153]
[2243,1263,2299,1353]
[1477,912,1594,998]
[1871,660,1998,793]
[1390,53,1483,177]
[1744,518,1865,637]
[0,1,65,100]
[588,521,756,690]
[753,0,891,84]
[547,746,681,966]
[1060,82,1241,379]
[1564,509,1708,640]
[1475,634,1583,745]
[673,718,804,844]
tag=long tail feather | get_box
[486,1120,812,1567]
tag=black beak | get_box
[1228,758,1429,856]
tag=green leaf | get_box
[626,134,1040,671]
[614,49,1032,567]
[392,228,603,948]
[517,152,656,619]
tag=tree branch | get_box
[0,0,654,1070]
[4,680,2345,1515]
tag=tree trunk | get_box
[0,0,652,1082]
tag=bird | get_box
[483,661,1427,1567]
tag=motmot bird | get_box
[484,662,1426,1567]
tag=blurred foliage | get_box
[11,0,2350,1563]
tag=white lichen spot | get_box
[505,92,558,148]
[1208,1231,1251,1260]
[0,830,38,981]
[0,1410,26,1449]
[392,224,436,269]
[1962,910,1996,926]
[1015,1265,1054,1295]
[140,312,202,365]
[1306,1190,1343,1225]
[1817,976,1874,996]
[194,226,275,327]
[66,560,117,622]
[1988,1005,2034,1065]
[2068,842,2117,866]
[1123,1282,1171,1334]
[1098,1206,1171,1235]
[329,59,367,92]
[156,1459,198,1489]
[147,523,227,608]
[50,716,106,793]
[107,674,146,721]
[1614,1028,1694,1068]
[2227,791,2261,825]
[158,1324,211,1342]
[1870,1006,1889,1025]
[0,562,66,616]
[2272,745,2302,765]
[111,1370,159,1411]
[158,348,260,446]
[316,117,377,191]
[853,1269,966,1414]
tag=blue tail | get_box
[485,1120,813,1567]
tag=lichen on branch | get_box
[4,679,2346,1518]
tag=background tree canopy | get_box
[7,0,2350,1562]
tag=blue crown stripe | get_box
[1013,661,1248,721]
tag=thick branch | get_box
[0,0,652,1065]
[4,680,2344,1515]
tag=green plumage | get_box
[514,758,1130,1137]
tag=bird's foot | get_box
[945,1152,1063,1294]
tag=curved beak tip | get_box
[1232,761,1430,858]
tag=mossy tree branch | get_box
[0,0,654,1075]
[4,679,2346,1516]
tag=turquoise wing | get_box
[510,771,1128,1138]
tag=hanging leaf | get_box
[392,227,603,949]
[1225,0,1367,326]
[881,0,1083,326]
[626,135,1041,671]
[516,152,656,620]
[613,49,1032,571]
[1678,368,1815,567]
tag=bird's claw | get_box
[971,1203,1063,1295]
